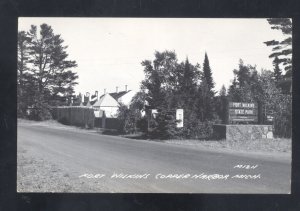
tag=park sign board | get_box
[228,102,258,123]
[176,109,184,128]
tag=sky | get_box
[18,18,288,95]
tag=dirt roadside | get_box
[17,146,110,192]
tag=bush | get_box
[142,109,215,140]
[273,94,292,138]
[136,116,148,133]
[181,119,214,139]
[117,105,142,134]
[28,102,52,121]
[124,117,136,134]
[194,121,214,139]
[148,110,178,140]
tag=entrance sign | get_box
[228,102,258,123]
[176,109,184,128]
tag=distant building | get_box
[74,86,136,118]
[93,93,120,118]
[115,90,137,107]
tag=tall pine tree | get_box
[17,31,31,117]
[216,85,228,124]
[264,18,292,94]
[18,24,78,120]
[27,24,78,107]
[228,77,242,101]
[202,53,215,91]
[177,58,199,108]
[199,53,215,121]
[264,18,292,76]
[234,59,250,87]
[273,56,282,83]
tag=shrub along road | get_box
[17,121,291,193]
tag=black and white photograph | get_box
[17,18,292,193]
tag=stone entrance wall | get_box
[213,124,273,141]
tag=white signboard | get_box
[151,109,158,118]
[176,109,184,128]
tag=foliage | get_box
[228,60,260,103]
[17,24,78,120]
[117,104,141,134]
[136,116,148,133]
[193,121,214,139]
[202,53,215,90]
[273,95,292,138]
[215,85,228,124]
[17,31,32,117]
[273,56,282,83]
[130,91,147,111]
[141,66,167,109]
[135,49,291,139]
[228,61,292,138]
[197,80,216,121]
[197,53,216,121]
[264,18,292,94]
[27,101,52,121]
[264,18,292,75]
[228,77,241,102]
[179,113,214,139]
[148,110,178,140]
[257,70,291,138]
[138,50,218,139]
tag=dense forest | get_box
[117,18,292,139]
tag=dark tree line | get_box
[117,50,217,139]
[119,48,291,139]
[227,60,291,138]
[18,24,78,120]
[117,18,292,139]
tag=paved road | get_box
[18,123,291,193]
